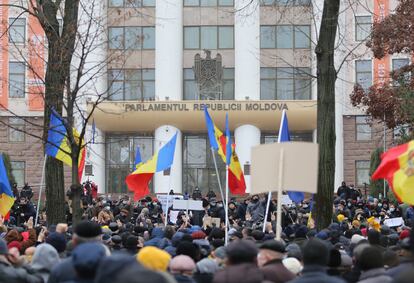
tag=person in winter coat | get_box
[258,240,295,283]
[0,239,42,283]
[286,238,345,283]
[356,246,392,283]
[213,240,264,283]
[47,221,104,283]
[193,258,220,283]
[5,217,37,254]
[144,227,165,247]
[169,255,197,283]
[246,195,266,223]
[72,242,107,283]
[31,243,60,283]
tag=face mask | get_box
[390,207,395,212]
[122,201,127,205]
[378,203,382,207]
[347,203,352,208]
[303,204,308,209]
[217,204,223,208]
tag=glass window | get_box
[355,16,371,41]
[142,0,155,6]
[109,0,124,7]
[184,27,200,49]
[201,26,217,49]
[355,60,372,90]
[142,27,155,49]
[10,161,25,187]
[106,135,154,193]
[109,27,124,49]
[9,117,25,142]
[125,27,142,50]
[356,160,370,186]
[392,58,410,84]
[108,69,155,101]
[356,116,371,141]
[9,18,25,44]
[260,26,276,48]
[9,62,25,98]
[294,25,310,48]
[218,26,233,48]
[185,26,233,49]
[222,68,234,100]
[184,68,198,100]
[201,0,217,5]
[218,0,233,6]
[276,26,293,48]
[183,135,225,195]
[184,0,200,6]
[261,67,312,100]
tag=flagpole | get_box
[225,165,229,245]
[35,154,47,227]
[276,149,284,240]
[263,109,287,234]
[210,147,225,204]
[263,191,272,233]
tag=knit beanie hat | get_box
[137,246,171,272]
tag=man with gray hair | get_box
[47,220,104,283]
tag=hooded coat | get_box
[31,244,60,283]
[144,228,165,248]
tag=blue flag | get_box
[278,110,305,203]
[204,107,219,150]
[0,155,15,216]
[134,146,142,169]
[225,113,231,166]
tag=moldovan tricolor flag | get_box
[126,133,178,200]
[372,140,414,204]
[45,109,86,181]
[0,155,15,217]
[204,108,246,194]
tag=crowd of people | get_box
[0,181,413,283]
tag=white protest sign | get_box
[251,142,319,194]
[384,217,404,227]
[169,210,180,224]
[173,199,204,211]
[157,194,183,212]
[281,194,293,206]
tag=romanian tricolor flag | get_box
[0,155,15,217]
[372,140,414,204]
[204,108,246,195]
[45,110,86,181]
[126,133,178,200]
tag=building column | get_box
[153,125,182,194]
[83,128,106,194]
[235,125,261,194]
[234,0,260,100]
[155,0,183,101]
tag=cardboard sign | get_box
[383,217,404,227]
[281,194,293,206]
[157,194,183,212]
[173,199,204,211]
[203,216,221,228]
[251,142,319,194]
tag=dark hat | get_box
[111,235,122,245]
[74,221,102,238]
[302,238,329,266]
[0,239,8,255]
[225,240,258,264]
[72,243,107,279]
[260,240,286,253]
[46,232,67,253]
[109,222,119,232]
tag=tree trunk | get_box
[45,157,66,224]
[71,147,82,224]
[313,0,340,230]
